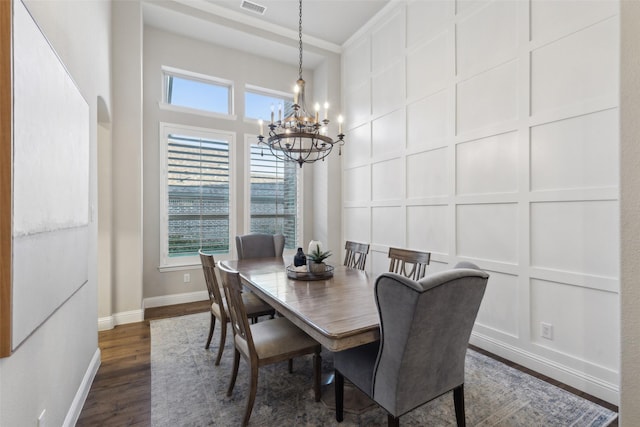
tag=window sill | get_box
[158,263,201,273]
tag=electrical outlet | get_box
[540,322,553,340]
[37,409,46,427]
[183,273,191,283]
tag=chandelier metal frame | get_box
[257,0,345,167]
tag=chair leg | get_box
[227,349,241,396]
[288,358,293,373]
[214,319,227,366]
[242,363,259,427]
[335,370,344,422]
[453,384,466,427]
[205,313,215,349]
[313,349,321,402]
[387,414,400,427]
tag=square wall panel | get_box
[343,37,371,91]
[457,60,518,134]
[407,0,451,48]
[457,203,518,263]
[407,148,448,198]
[345,82,370,129]
[457,0,518,76]
[372,206,404,248]
[372,9,405,73]
[530,279,619,370]
[344,165,370,203]
[530,201,619,278]
[372,158,403,201]
[456,131,518,195]
[373,61,405,117]
[370,250,390,279]
[531,18,617,115]
[531,0,618,43]
[372,109,406,158]
[407,205,448,254]
[344,207,370,244]
[530,109,618,191]
[407,32,450,101]
[407,90,449,152]
[343,122,371,168]
[475,271,519,338]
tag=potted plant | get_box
[307,244,332,273]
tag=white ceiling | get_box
[142,0,390,68]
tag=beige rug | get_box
[151,312,617,426]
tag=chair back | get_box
[235,233,285,259]
[199,250,225,312]
[387,247,431,280]
[343,241,370,270]
[217,261,256,360]
[371,263,489,416]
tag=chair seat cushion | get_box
[249,317,318,362]
[213,291,273,320]
[334,341,379,397]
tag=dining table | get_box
[222,257,380,352]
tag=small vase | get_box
[309,262,326,274]
[293,248,306,267]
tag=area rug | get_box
[151,312,617,426]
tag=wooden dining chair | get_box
[388,247,431,280]
[198,251,275,365]
[343,241,370,270]
[217,261,322,427]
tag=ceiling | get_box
[142,0,390,68]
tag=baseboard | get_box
[143,290,208,309]
[97,315,114,331]
[63,347,101,427]
[470,331,620,406]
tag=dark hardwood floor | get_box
[76,301,618,426]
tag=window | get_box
[245,85,294,121]
[162,67,233,116]
[160,123,234,267]
[248,142,299,250]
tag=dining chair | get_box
[334,262,489,427]
[217,261,322,427]
[198,251,275,365]
[235,232,285,259]
[343,241,370,270]
[387,247,431,280]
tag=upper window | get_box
[245,85,294,121]
[162,67,233,116]
[160,123,233,267]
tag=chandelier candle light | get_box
[257,0,345,167]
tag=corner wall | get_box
[342,0,619,403]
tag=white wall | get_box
[0,0,111,425]
[342,0,619,404]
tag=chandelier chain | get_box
[298,0,303,80]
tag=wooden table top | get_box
[223,257,380,352]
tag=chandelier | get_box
[257,0,345,167]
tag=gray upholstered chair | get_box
[217,261,321,427]
[387,247,431,280]
[334,262,489,427]
[235,233,285,259]
[343,241,370,270]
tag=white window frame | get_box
[160,66,236,120]
[159,122,236,270]
[243,83,294,123]
[244,133,303,253]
